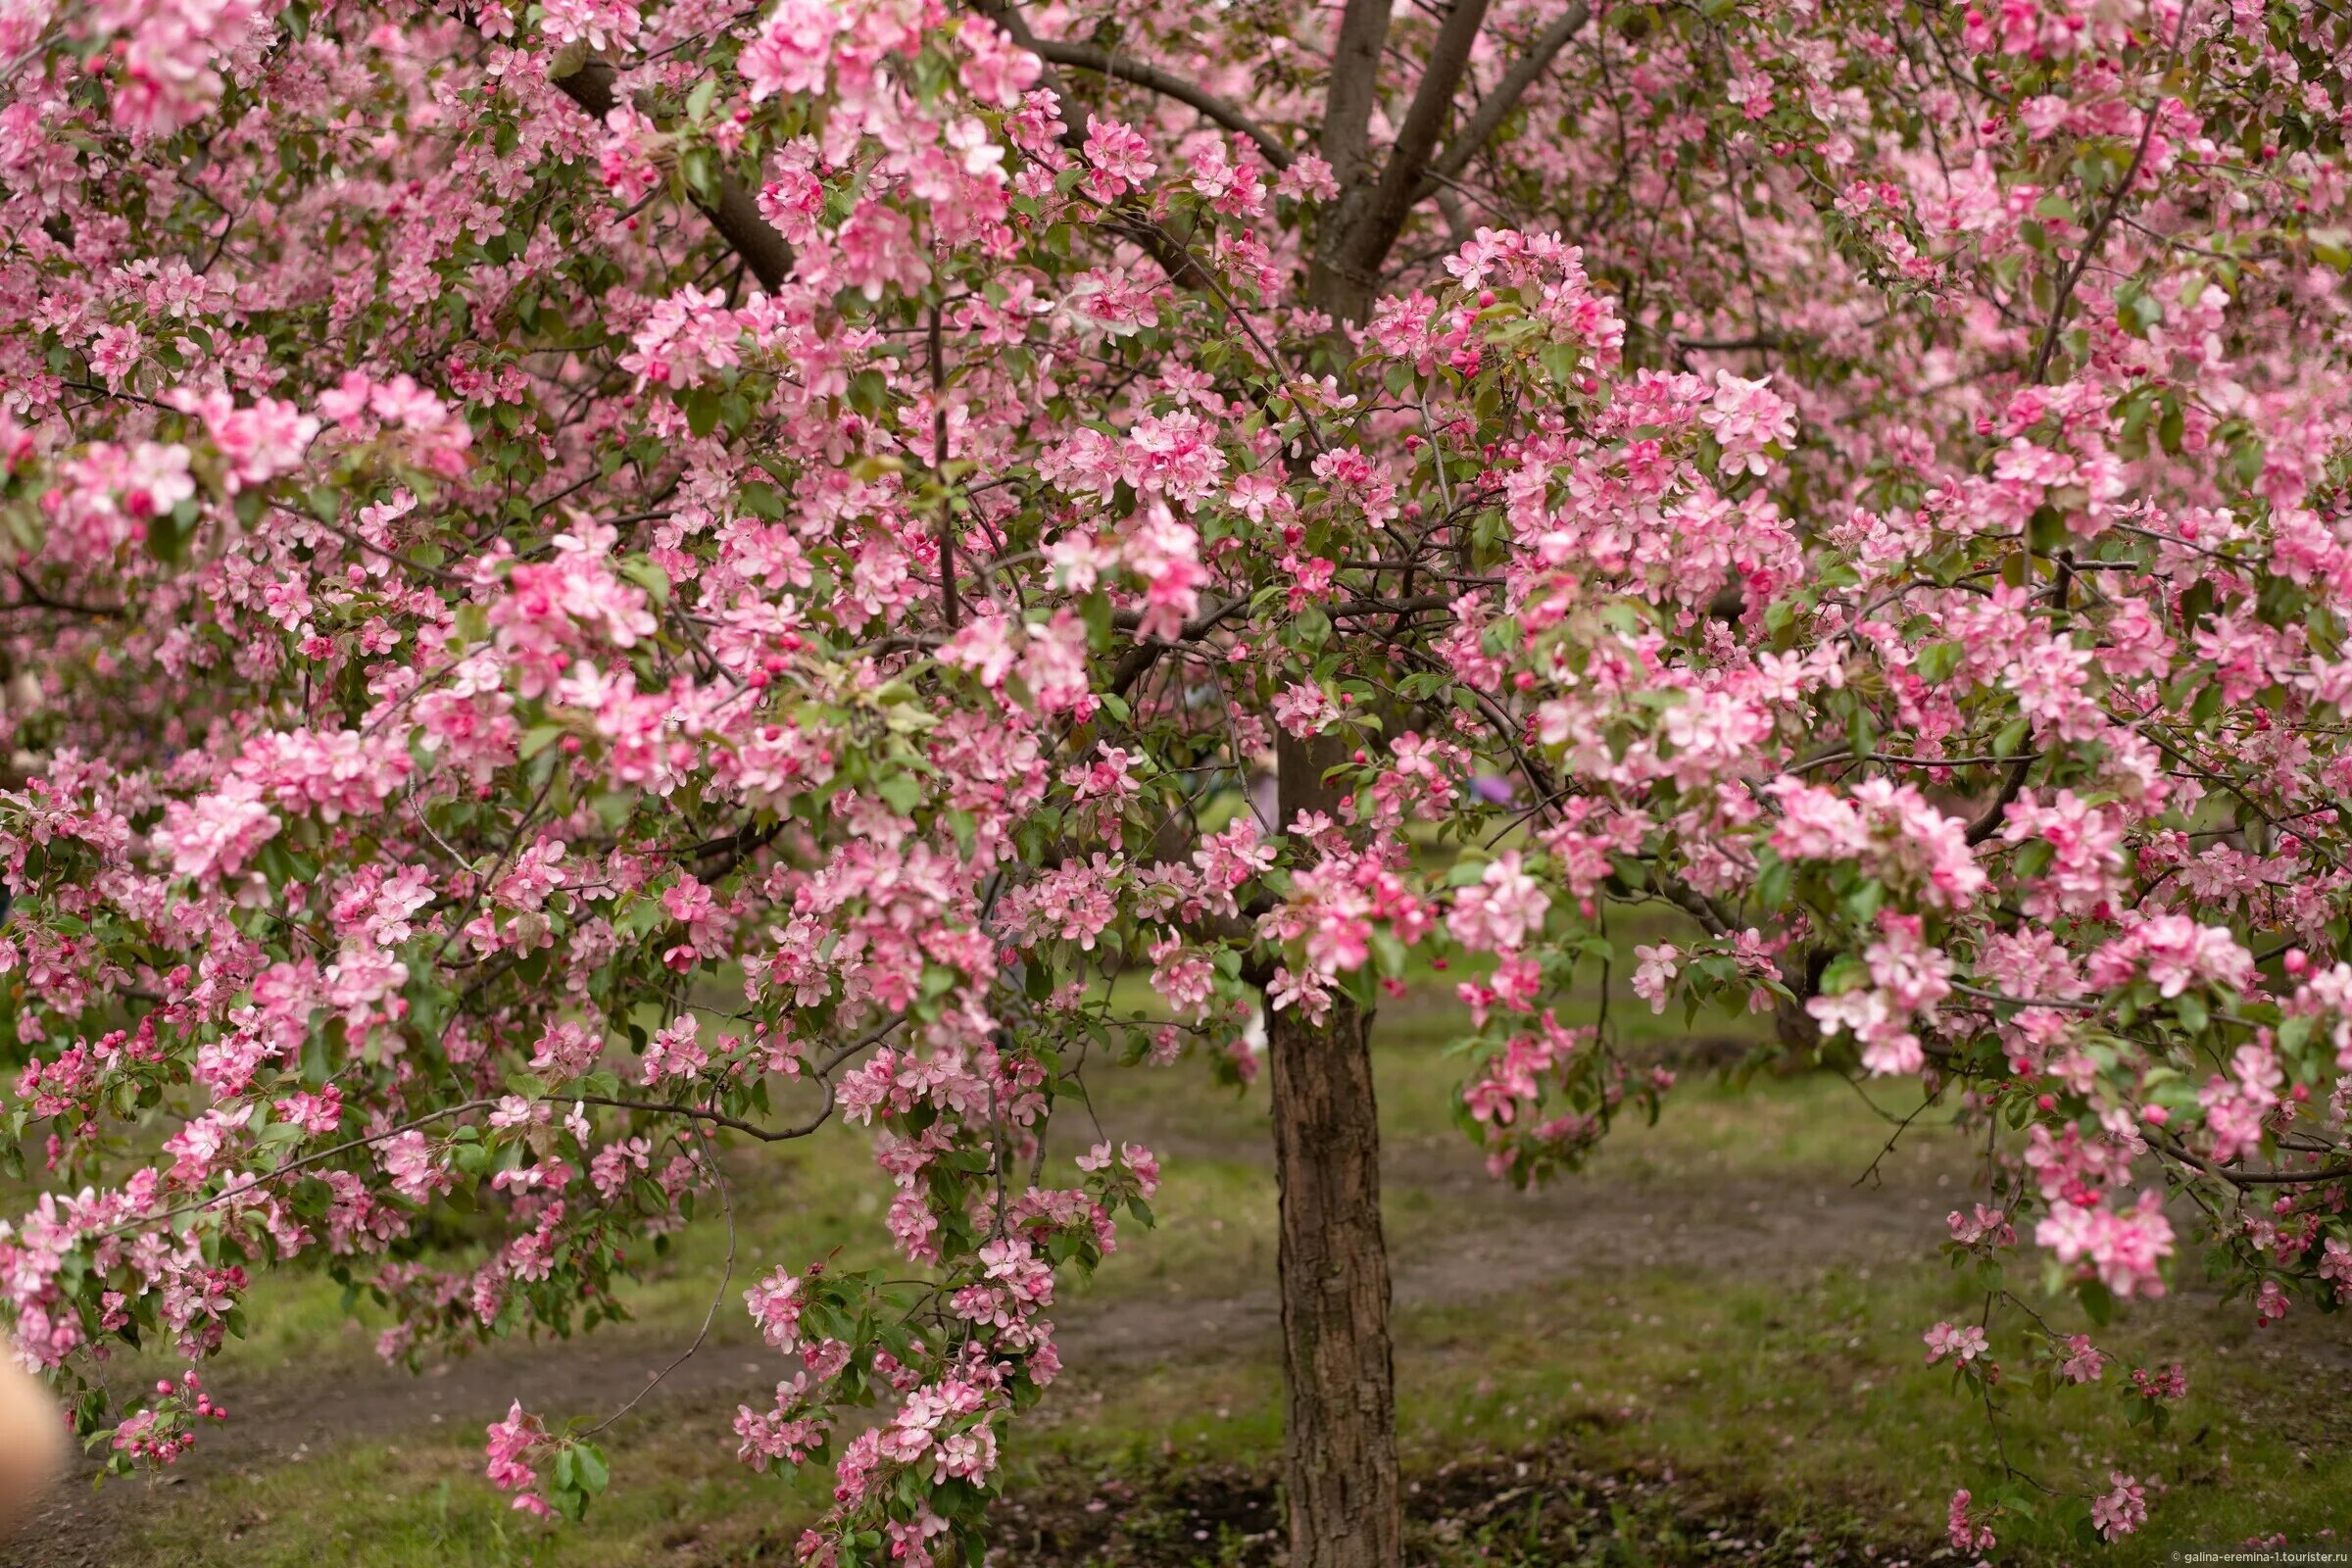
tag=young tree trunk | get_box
[1268,728,1401,1568]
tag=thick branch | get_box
[1322,0,1396,189]
[1022,38,1293,171]
[1345,0,1493,274]
[550,59,795,291]
[969,3,1222,292]
[1962,756,2034,846]
[1312,0,1494,319]
[9,570,123,619]
[1106,594,1250,697]
[1420,2,1591,193]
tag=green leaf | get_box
[847,368,889,415]
[143,510,190,564]
[2013,839,2054,882]
[2277,1012,2314,1056]
[739,480,786,519]
[874,770,922,814]
[2078,1279,2116,1327]
[2179,577,2214,630]
[1913,641,1963,683]
[679,146,723,206]
[1538,340,1583,385]
[618,557,671,607]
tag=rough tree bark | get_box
[1266,728,1400,1568]
[1264,7,1563,1554]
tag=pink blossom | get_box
[2089,1473,2147,1540]
[739,0,843,101]
[1923,1321,1990,1365]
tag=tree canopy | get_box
[2,0,2350,1558]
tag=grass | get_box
[110,1250,2351,1566]
[124,980,1824,1378]
[46,981,2352,1565]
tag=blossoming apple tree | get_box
[2,0,2350,1560]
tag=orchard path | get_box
[11,1082,2344,1565]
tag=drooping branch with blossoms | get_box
[1,0,2350,1560]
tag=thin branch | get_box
[2153,1133,2352,1189]
[930,305,959,630]
[99,1099,501,1236]
[2022,2,2191,385]
[582,1124,735,1436]
[576,1088,836,1144]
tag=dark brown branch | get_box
[550,59,795,291]
[687,820,784,880]
[1322,0,1397,189]
[1104,594,1251,700]
[1020,38,1293,170]
[930,305,959,630]
[2155,1134,2352,1189]
[8,571,124,619]
[1964,554,2072,845]
[577,1091,834,1143]
[2022,1,2192,385]
[1419,2,1592,193]
[1348,0,1494,276]
[101,1099,501,1236]
[967,3,1224,293]
[1963,754,2034,846]
[1325,593,1456,618]
[581,1123,736,1437]
[1677,332,1787,352]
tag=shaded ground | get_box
[9,1053,2348,1565]
[8,1122,1956,1565]
[919,1443,1936,1567]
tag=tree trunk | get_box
[1268,728,1400,1568]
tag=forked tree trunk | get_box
[1268,729,1400,1568]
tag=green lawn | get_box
[81,1001,2351,1566]
[108,1248,2352,1566]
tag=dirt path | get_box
[4,1126,1963,1568]
[10,1102,2340,1565]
